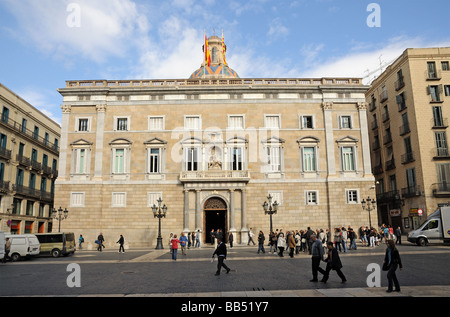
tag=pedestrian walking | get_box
[383,239,403,292]
[78,234,84,250]
[305,227,314,254]
[277,233,286,257]
[288,231,296,258]
[257,231,265,254]
[310,234,326,282]
[228,231,234,248]
[212,238,231,276]
[270,231,277,254]
[97,233,105,251]
[169,233,174,254]
[321,242,347,283]
[3,238,11,263]
[116,234,125,253]
[395,226,402,244]
[341,227,348,252]
[248,228,256,245]
[180,233,188,255]
[195,230,201,248]
[171,234,180,260]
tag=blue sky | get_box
[0,0,449,124]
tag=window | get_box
[77,118,90,132]
[228,115,244,129]
[74,149,87,174]
[442,61,450,71]
[112,192,126,207]
[300,115,314,129]
[148,148,160,173]
[185,116,201,130]
[396,92,407,110]
[265,115,280,129]
[114,149,125,174]
[445,85,450,97]
[1,106,9,123]
[149,116,165,131]
[346,189,359,204]
[110,139,131,176]
[115,117,129,131]
[428,62,438,79]
[340,116,352,129]
[267,146,281,172]
[33,126,39,140]
[268,191,283,206]
[147,192,163,208]
[341,147,355,171]
[429,85,442,102]
[433,106,445,127]
[16,169,24,186]
[231,147,244,171]
[435,132,448,156]
[437,163,450,188]
[21,118,27,133]
[302,147,317,172]
[305,190,318,205]
[71,192,85,207]
[185,147,199,171]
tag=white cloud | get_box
[267,18,290,42]
[3,0,150,63]
[17,89,61,125]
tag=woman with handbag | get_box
[383,239,403,292]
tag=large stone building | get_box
[55,35,374,248]
[0,83,60,234]
[366,47,450,231]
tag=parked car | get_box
[35,232,76,257]
[5,234,40,261]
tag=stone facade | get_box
[54,36,374,248]
[0,83,60,234]
[366,47,450,231]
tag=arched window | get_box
[212,47,218,64]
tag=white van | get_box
[5,234,40,261]
[0,231,5,261]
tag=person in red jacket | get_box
[171,234,180,261]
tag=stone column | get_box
[195,190,202,232]
[58,105,71,180]
[183,189,189,233]
[322,102,336,176]
[357,102,373,176]
[94,104,107,180]
[229,189,236,231]
[240,188,248,244]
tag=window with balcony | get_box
[435,131,449,157]
[428,85,443,102]
[428,62,439,79]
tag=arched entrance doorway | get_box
[204,197,227,244]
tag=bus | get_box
[35,232,76,257]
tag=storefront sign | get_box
[390,209,401,217]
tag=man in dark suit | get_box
[321,242,347,283]
[212,238,231,276]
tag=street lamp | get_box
[361,196,376,229]
[52,207,69,233]
[152,197,167,250]
[263,194,278,234]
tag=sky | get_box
[0,0,449,125]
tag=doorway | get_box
[204,197,227,244]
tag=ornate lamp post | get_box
[361,196,376,229]
[152,197,167,250]
[262,194,278,234]
[52,207,69,233]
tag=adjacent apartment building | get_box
[54,35,375,248]
[0,83,60,234]
[366,47,450,231]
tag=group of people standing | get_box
[359,224,403,247]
